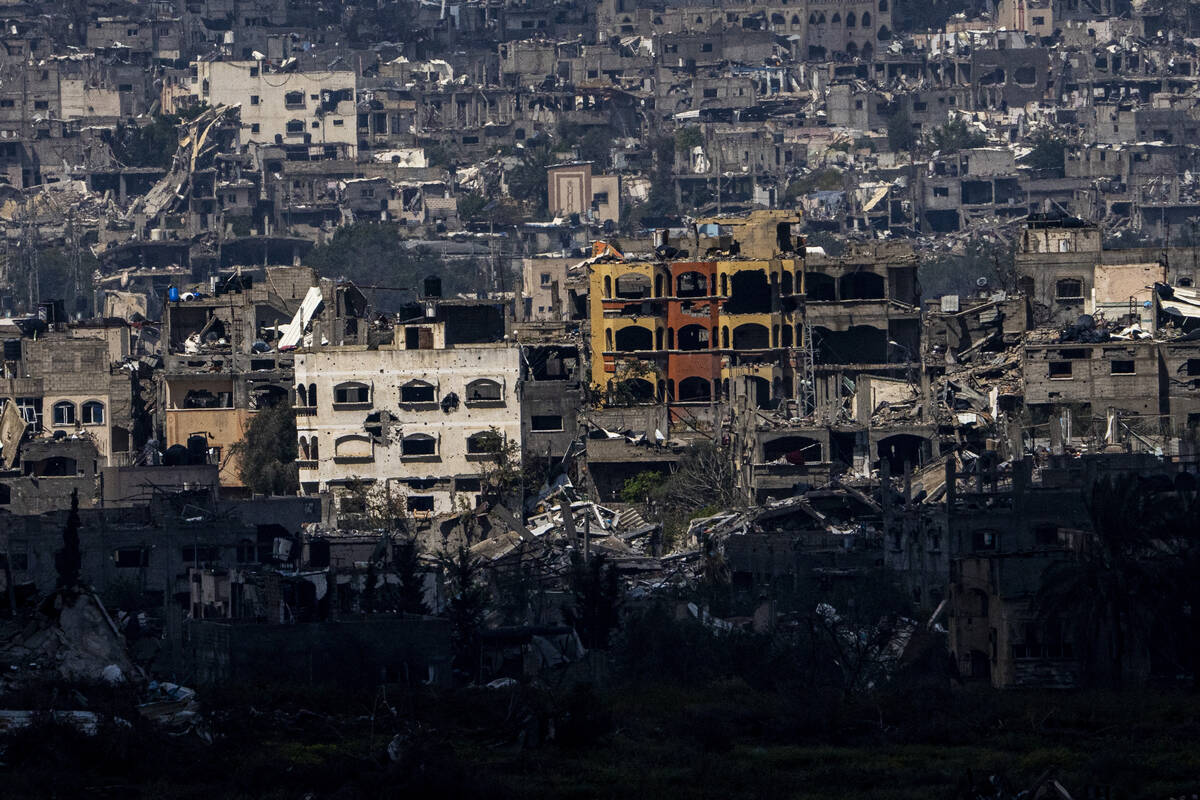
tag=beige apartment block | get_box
[294,324,522,518]
[192,61,358,157]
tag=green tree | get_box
[784,168,844,205]
[887,107,918,152]
[578,128,613,171]
[55,489,82,589]
[918,236,1012,298]
[362,561,378,613]
[4,245,100,317]
[565,551,623,649]
[472,427,525,506]
[457,192,488,222]
[647,134,679,216]
[107,105,208,169]
[492,549,537,625]
[558,121,613,170]
[423,141,453,169]
[232,404,298,496]
[620,470,665,504]
[1023,130,1067,175]
[392,537,431,615]
[438,545,490,678]
[305,222,466,310]
[1035,476,1169,689]
[634,441,742,551]
[506,143,553,216]
[675,125,703,153]
[927,117,986,153]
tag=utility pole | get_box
[67,210,83,317]
[19,208,38,314]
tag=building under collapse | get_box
[293,281,520,520]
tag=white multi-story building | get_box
[185,61,358,158]
[293,305,521,519]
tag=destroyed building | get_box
[159,267,315,490]
[293,283,520,520]
[588,211,808,427]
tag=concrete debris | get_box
[0,590,140,689]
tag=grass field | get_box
[4,677,1200,798]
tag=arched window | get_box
[616,378,654,402]
[677,376,711,402]
[296,384,308,406]
[771,12,785,25]
[603,275,612,298]
[333,381,370,404]
[334,434,373,460]
[879,0,888,11]
[677,324,710,351]
[726,269,772,314]
[831,12,840,23]
[846,12,856,27]
[400,379,436,403]
[791,14,801,25]
[310,437,318,460]
[401,433,437,457]
[308,383,317,406]
[732,323,770,349]
[846,41,858,56]
[877,25,892,41]
[809,12,817,23]
[52,401,75,426]
[299,436,310,459]
[676,271,708,297]
[466,379,503,402]
[81,401,104,425]
[817,12,826,23]
[862,11,871,27]
[284,90,305,107]
[614,326,652,352]
[764,435,822,462]
[466,430,503,455]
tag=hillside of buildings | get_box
[0,0,1199,797]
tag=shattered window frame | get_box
[113,547,150,568]
[465,379,504,404]
[400,380,437,404]
[530,414,564,432]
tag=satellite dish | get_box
[976,277,989,287]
